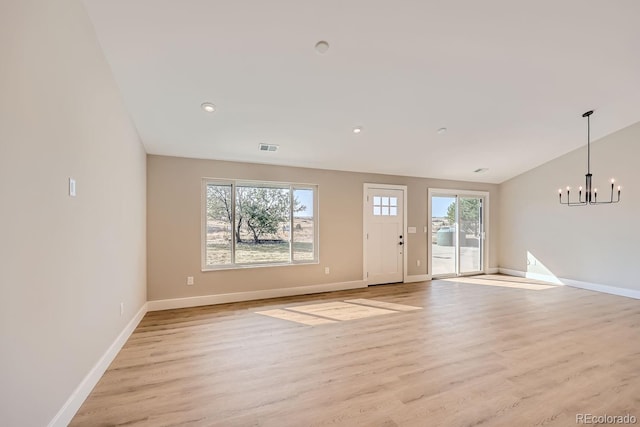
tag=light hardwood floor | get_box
[71,275,640,426]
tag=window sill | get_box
[202,260,319,272]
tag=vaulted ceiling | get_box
[83,0,640,183]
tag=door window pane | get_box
[459,197,481,273]
[431,196,456,276]
[373,194,398,216]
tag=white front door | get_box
[365,188,404,285]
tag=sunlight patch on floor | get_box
[256,299,422,326]
[256,309,338,325]
[345,298,422,312]
[441,275,558,290]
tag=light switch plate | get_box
[408,227,417,234]
[69,178,76,197]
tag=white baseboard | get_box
[48,302,148,427]
[147,280,367,311]
[498,268,640,300]
[405,274,431,283]
[498,268,562,284]
[498,268,525,277]
[485,267,499,274]
[561,277,640,300]
[524,271,563,284]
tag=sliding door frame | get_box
[428,188,490,278]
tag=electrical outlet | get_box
[324,267,330,275]
[187,276,194,285]
[120,302,124,316]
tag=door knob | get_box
[399,241,404,245]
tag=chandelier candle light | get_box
[558,110,621,206]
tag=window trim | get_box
[201,178,319,271]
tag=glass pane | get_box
[373,206,381,215]
[235,185,290,264]
[293,188,314,261]
[389,206,397,216]
[431,196,456,276]
[382,206,389,215]
[459,197,481,273]
[206,184,233,265]
[381,197,389,205]
[390,197,397,206]
[373,196,381,205]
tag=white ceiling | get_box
[83,0,640,183]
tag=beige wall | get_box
[499,120,640,290]
[147,155,499,300]
[0,1,147,426]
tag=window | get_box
[203,179,318,269]
[373,196,398,216]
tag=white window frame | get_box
[201,178,319,271]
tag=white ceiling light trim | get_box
[314,40,330,54]
[201,103,216,113]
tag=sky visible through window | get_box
[296,189,314,217]
[432,196,455,217]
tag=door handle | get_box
[399,241,403,245]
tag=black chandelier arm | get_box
[588,192,621,205]
[564,201,589,207]
[558,191,588,206]
[589,200,621,205]
[558,197,587,206]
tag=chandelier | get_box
[558,110,621,206]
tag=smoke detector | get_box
[259,143,279,152]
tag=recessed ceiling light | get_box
[437,127,447,134]
[353,126,362,134]
[201,102,216,113]
[474,168,489,173]
[315,40,330,54]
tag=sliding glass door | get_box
[430,191,485,277]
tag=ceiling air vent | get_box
[259,143,279,152]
